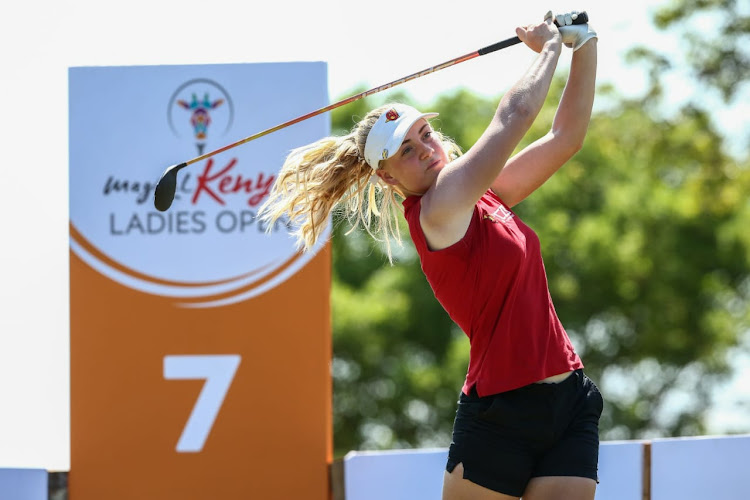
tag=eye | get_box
[401,145,413,156]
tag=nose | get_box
[419,143,434,159]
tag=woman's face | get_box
[376,119,449,197]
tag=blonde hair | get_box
[257,103,462,262]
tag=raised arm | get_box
[490,23,598,207]
[420,16,562,248]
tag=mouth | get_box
[427,159,441,170]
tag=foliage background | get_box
[328,0,750,456]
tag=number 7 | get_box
[163,355,241,452]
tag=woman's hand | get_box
[515,13,561,53]
[556,11,598,51]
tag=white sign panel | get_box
[69,62,330,307]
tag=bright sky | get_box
[1,0,747,471]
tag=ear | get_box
[376,169,399,186]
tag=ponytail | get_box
[257,104,461,263]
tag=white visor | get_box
[363,104,439,171]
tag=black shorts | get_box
[446,369,603,497]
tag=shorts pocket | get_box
[584,377,604,417]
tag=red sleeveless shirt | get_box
[403,189,582,396]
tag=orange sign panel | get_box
[69,63,331,499]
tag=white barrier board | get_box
[651,435,750,500]
[0,468,47,500]
[343,441,644,500]
[344,449,447,500]
[597,441,644,500]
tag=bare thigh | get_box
[442,463,519,500]
[522,476,597,500]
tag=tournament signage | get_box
[69,63,331,499]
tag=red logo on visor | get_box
[385,109,400,122]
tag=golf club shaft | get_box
[181,38,524,168]
[155,11,588,211]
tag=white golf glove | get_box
[553,11,597,51]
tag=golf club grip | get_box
[478,11,589,56]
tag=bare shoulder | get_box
[419,195,473,251]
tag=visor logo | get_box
[385,109,400,122]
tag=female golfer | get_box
[259,11,600,500]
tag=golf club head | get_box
[153,163,186,212]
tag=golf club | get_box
[154,11,588,211]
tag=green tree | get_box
[652,0,749,102]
